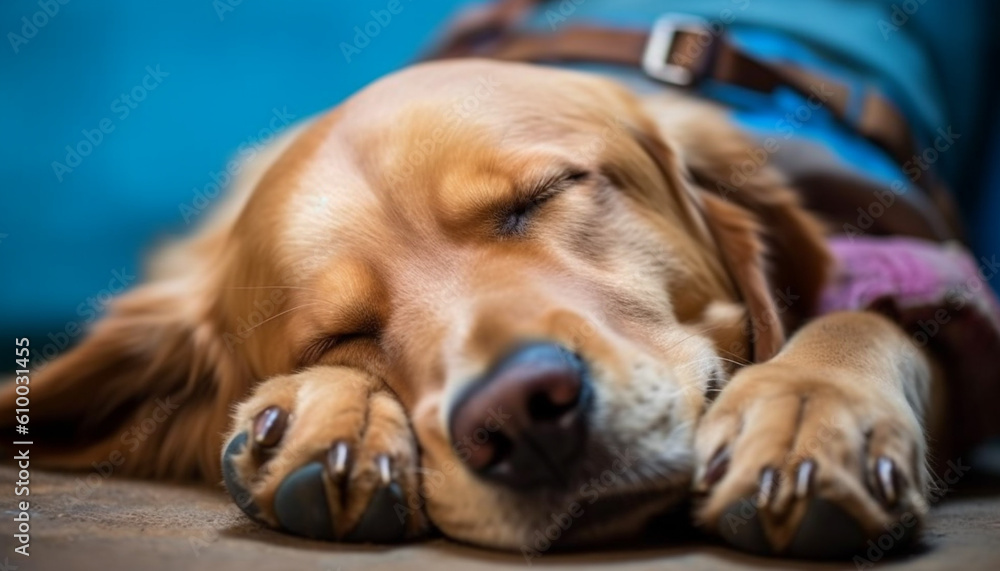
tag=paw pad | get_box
[222,429,411,542]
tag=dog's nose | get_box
[449,342,590,489]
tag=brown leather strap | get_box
[425,6,962,239]
[432,3,911,162]
[456,25,919,170]
[434,16,961,236]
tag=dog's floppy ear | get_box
[0,275,248,481]
[636,96,831,362]
[697,192,787,361]
[0,127,303,481]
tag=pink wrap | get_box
[820,236,1000,452]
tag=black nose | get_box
[449,342,590,489]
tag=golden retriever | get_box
[2,59,964,558]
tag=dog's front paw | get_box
[693,363,928,559]
[221,366,426,542]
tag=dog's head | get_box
[9,60,829,547]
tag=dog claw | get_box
[222,432,260,519]
[325,441,351,482]
[697,447,730,492]
[795,460,815,499]
[377,454,392,486]
[757,467,777,508]
[346,456,407,543]
[874,456,898,507]
[226,437,411,543]
[252,406,288,450]
[274,462,335,540]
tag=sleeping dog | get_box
[5,0,1000,560]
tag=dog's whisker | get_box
[665,323,755,368]
[227,285,327,294]
[662,321,738,354]
[715,357,749,368]
[239,302,322,334]
[714,347,752,366]
[225,285,343,312]
[671,356,727,376]
[661,331,710,354]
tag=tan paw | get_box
[693,363,928,558]
[221,366,427,542]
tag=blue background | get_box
[1,0,998,357]
[0,0,465,351]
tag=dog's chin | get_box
[553,486,689,548]
[466,487,687,553]
[460,470,693,552]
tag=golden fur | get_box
[2,60,945,553]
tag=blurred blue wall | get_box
[0,0,465,353]
[1,0,997,361]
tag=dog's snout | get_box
[449,342,590,489]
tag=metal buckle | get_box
[642,14,714,87]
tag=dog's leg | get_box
[221,366,427,542]
[694,310,938,558]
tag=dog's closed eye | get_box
[496,169,589,237]
[299,329,379,367]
